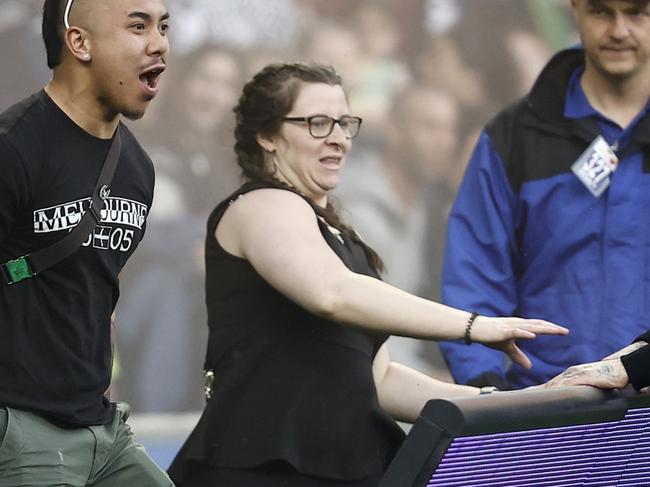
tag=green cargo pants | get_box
[0,402,174,486]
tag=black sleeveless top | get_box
[168,182,405,483]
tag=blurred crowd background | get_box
[2,0,578,414]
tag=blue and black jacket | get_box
[441,47,650,389]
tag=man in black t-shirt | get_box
[0,1,173,485]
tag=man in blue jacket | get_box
[441,0,650,390]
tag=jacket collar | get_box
[523,47,650,146]
[526,47,585,123]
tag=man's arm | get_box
[602,340,647,360]
[543,334,649,391]
[440,132,519,388]
[543,359,629,389]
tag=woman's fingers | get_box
[511,329,536,340]
[512,319,569,335]
[506,342,532,369]
[473,317,568,354]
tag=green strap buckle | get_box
[1,256,34,285]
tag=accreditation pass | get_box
[571,135,619,198]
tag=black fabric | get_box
[486,48,650,193]
[183,461,384,487]
[19,126,122,279]
[634,331,650,344]
[0,90,154,426]
[168,182,405,484]
[621,330,650,390]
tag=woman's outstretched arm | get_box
[218,188,568,368]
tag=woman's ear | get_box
[256,134,276,153]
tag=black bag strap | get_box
[1,126,122,285]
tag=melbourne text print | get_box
[33,197,148,252]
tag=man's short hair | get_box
[42,0,66,69]
[586,0,650,7]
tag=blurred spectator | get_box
[412,34,486,111]
[116,46,245,413]
[527,0,578,52]
[424,0,462,35]
[337,85,459,379]
[147,45,244,212]
[0,0,49,111]
[166,0,301,54]
[347,2,411,145]
[449,0,555,106]
[301,20,364,96]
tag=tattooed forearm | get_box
[559,362,610,381]
[603,341,648,360]
[546,360,628,389]
[594,363,616,380]
[558,366,588,381]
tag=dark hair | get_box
[233,62,383,273]
[42,0,66,69]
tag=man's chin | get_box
[595,59,640,80]
[122,109,145,121]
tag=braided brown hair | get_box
[233,62,383,273]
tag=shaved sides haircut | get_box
[42,0,67,69]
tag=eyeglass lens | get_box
[310,116,360,138]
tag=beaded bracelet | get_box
[464,312,479,345]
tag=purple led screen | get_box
[426,408,650,487]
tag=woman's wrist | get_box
[464,312,479,345]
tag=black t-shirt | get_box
[0,90,154,426]
[168,183,405,483]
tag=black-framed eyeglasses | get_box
[282,115,363,139]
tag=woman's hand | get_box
[470,316,569,369]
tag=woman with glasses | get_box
[167,62,568,487]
